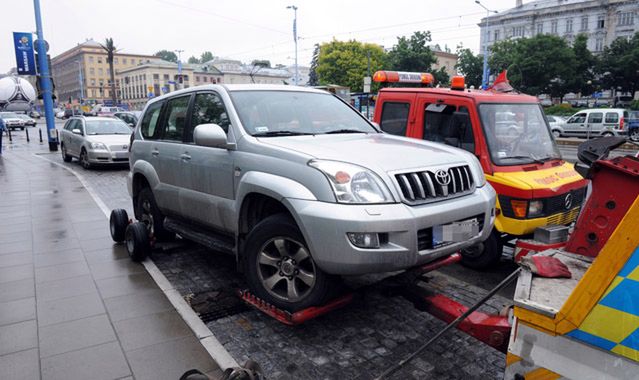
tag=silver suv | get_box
[128,85,496,311]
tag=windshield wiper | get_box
[322,129,367,134]
[252,131,315,137]
[500,155,545,164]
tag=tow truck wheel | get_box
[110,209,129,243]
[125,222,150,262]
[460,229,503,270]
[244,214,335,312]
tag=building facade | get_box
[51,39,155,105]
[479,0,638,54]
[432,50,459,78]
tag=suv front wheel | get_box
[136,187,175,241]
[244,214,335,312]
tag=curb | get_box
[34,154,240,370]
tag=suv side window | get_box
[187,92,230,143]
[605,112,618,123]
[140,101,163,139]
[161,95,191,142]
[379,102,410,136]
[588,112,603,123]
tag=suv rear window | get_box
[140,101,163,139]
[380,102,410,136]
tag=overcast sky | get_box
[2,0,519,73]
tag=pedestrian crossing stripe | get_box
[566,245,639,362]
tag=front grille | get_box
[499,186,587,219]
[417,213,485,251]
[109,144,128,152]
[547,207,581,225]
[395,165,474,204]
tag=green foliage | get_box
[570,34,596,95]
[387,31,436,72]
[489,34,576,98]
[455,46,483,88]
[599,32,639,95]
[308,44,320,86]
[631,100,639,110]
[316,39,386,92]
[544,103,579,116]
[187,56,199,64]
[433,67,450,87]
[200,51,215,63]
[154,50,178,63]
[100,38,117,103]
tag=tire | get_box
[552,130,561,138]
[125,222,150,262]
[20,127,24,131]
[631,129,639,142]
[79,148,91,169]
[460,228,503,270]
[61,143,72,162]
[244,214,335,312]
[136,187,174,241]
[110,209,129,242]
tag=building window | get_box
[89,67,95,75]
[512,26,524,37]
[91,79,96,86]
[566,18,573,33]
[196,76,200,82]
[163,74,169,80]
[595,38,604,51]
[139,59,143,64]
[153,73,159,80]
[551,20,558,34]
[114,58,118,64]
[123,58,127,64]
[97,57,102,64]
[89,56,94,63]
[98,68,103,75]
[494,30,500,41]
[536,23,543,35]
[597,16,605,29]
[619,12,634,26]
[581,16,588,31]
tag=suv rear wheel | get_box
[244,214,335,312]
[136,187,175,241]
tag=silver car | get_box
[128,85,496,311]
[60,117,131,169]
[0,112,26,130]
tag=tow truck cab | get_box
[372,71,588,269]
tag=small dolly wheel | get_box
[110,209,129,242]
[125,222,150,262]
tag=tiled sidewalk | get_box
[0,136,220,380]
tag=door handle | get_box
[151,149,159,156]
[180,153,191,161]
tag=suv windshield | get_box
[85,119,132,135]
[479,103,561,165]
[230,91,377,136]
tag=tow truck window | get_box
[423,104,475,153]
[379,102,410,136]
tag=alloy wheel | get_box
[139,199,154,235]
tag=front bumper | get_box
[87,149,129,164]
[288,185,496,275]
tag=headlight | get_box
[528,200,544,217]
[309,160,393,204]
[469,157,486,187]
[90,142,107,150]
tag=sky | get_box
[2,0,520,73]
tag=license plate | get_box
[112,152,128,159]
[432,218,479,249]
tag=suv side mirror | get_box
[194,123,228,149]
[72,128,82,135]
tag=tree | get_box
[386,31,437,72]
[200,51,215,63]
[316,39,386,92]
[489,34,577,100]
[308,43,320,86]
[570,34,597,96]
[251,59,271,68]
[100,38,118,104]
[187,56,200,64]
[599,32,639,97]
[455,46,483,88]
[433,67,450,87]
[154,50,177,63]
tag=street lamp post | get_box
[287,5,299,86]
[33,0,57,151]
[77,60,84,103]
[475,0,498,89]
[174,49,184,90]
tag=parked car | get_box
[29,110,41,119]
[627,111,639,142]
[128,85,496,311]
[546,115,566,137]
[554,108,629,138]
[59,116,131,169]
[113,112,138,127]
[63,109,83,119]
[0,112,26,130]
[96,106,127,116]
[15,114,36,127]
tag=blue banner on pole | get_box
[13,32,37,75]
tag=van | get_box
[554,108,628,138]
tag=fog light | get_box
[347,232,380,248]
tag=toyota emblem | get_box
[435,169,451,186]
[564,193,573,210]
[122,145,128,150]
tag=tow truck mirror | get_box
[194,123,228,149]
